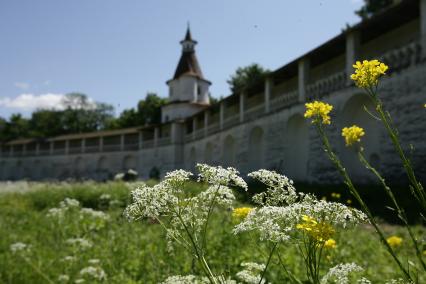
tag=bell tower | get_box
[161,26,211,123]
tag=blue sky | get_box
[0,0,363,118]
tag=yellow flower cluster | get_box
[342,125,365,147]
[386,236,403,248]
[350,60,388,89]
[304,101,333,125]
[232,207,253,220]
[324,238,337,249]
[296,215,335,242]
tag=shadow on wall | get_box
[285,114,309,182]
[248,126,264,171]
[339,93,381,182]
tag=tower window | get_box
[197,86,201,97]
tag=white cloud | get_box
[0,93,65,111]
[14,82,30,90]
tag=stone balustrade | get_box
[269,90,299,112]
[306,70,347,101]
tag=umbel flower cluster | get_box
[125,165,371,284]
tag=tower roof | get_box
[172,27,208,82]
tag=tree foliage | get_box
[109,93,166,129]
[0,92,167,142]
[227,63,269,95]
[355,0,394,19]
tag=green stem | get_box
[176,213,217,284]
[276,250,303,284]
[258,243,278,284]
[358,150,426,271]
[367,88,426,212]
[20,256,54,284]
[315,123,413,281]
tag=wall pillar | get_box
[204,110,209,137]
[421,0,426,51]
[65,140,69,155]
[192,119,197,140]
[22,144,27,157]
[239,93,245,122]
[10,145,14,157]
[298,58,309,103]
[154,127,159,148]
[99,136,103,152]
[82,139,86,154]
[219,102,225,130]
[35,143,40,156]
[138,131,143,149]
[264,77,272,113]
[120,135,124,151]
[346,31,360,85]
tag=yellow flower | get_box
[296,215,335,242]
[232,207,252,220]
[324,238,337,249]
[342,125,365,147]
[386,236,403,248]
[350,59,388,89]
[304,101,333,125]
[346,199,352,205]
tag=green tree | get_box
[111,93,166,128]
[29,110,64,138]
[60,93,115,133]
[355,0,394,19]
[0,114,30,142]
[227,63,269,95]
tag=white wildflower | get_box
[88,259,100,265]
[66,238,92,249]
[161,275,209,284]
[80,208,109,221]
[58,274,70,283]
[46,207,65,218]
[198,185,236,208]
[248,169,297,205]
[61,256,77,262]
[234,198,366,243]
[357,278,372,284]
[320,263,364,284]
[109,199,122,207]
[99,194,111,200]
[385,279,413,284]
[60,198,80,209]
[79,266,107,281]
[10,242,30,254]
[236,262,266,284]
[196,164,247,190]
[74,279,85,283]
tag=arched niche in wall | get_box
[340,93,381,180]
[123,155,137,171]
[223,135,236,167]
[248,126,264,170]
[188,147,196,171]
[285,114,309,182]
[74,156,85,176]
[204,142,214,165]
[0,161,5,179]
[97,156,108,172]
[32,160,41,180]
[15,160,23,180]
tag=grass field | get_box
[0,181,424,283]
